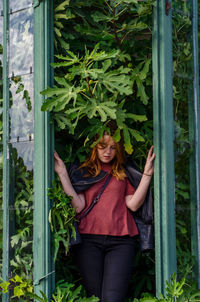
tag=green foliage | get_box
[1,273,200,302]
[132,273,200,302]
[8,148,34,283]
[165,273,185,301]
[0,275,99,302]
[0,274,33,299]
[41,44,148,154]
[50,281,99,302]
[172,4,198,284]
[42,0,154,157]
[12,75,32,112]
[48,180,77,260]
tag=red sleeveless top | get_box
[78,163,138,237]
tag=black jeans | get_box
[73,234,135,302]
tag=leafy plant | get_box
[9,149,34,281]
[41,44,148,154]
[48,180,77,260]
[42,0,154,158]
[132,273,200,302]
[0,274,33,299]
[0,275,99,302]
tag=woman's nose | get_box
[105,147,111,154]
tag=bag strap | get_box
[78,173,112,222]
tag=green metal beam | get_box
[152,0,177,297]
[2,0,10,300]
[191,0,200,288]
[33,0,54,299]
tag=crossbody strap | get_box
[78,173,112,222]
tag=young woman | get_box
[54,130,155,302]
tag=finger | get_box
[148,153,156,163]
[54,150,60,159]
[149,145,154,154]
[147,146,154,159]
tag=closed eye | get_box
[98,143,107,149]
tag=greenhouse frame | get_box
[0,0,200,301]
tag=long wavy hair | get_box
[81,128,127,180]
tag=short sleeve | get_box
[125,178,135,196]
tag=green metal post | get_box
[191,0,200,287]
[2,0,9,300]
[33,0,54,298]
[152,0,177,297]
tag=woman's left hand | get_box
[143,146,155,177]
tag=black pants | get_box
[73,234,135,302]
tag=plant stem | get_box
[86,77,93,97]
[112,7,123,52]
[92,81,98,94]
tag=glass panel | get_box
[9,74,34,142]
[172,11,192,78]
[173,78,195,280]
[10,0,32,13]
[10,141,34,171]
[173,10,197,283]
[9,8,34,77]
[8,142,33,299]
[0,0,2,11]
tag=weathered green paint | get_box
[191,0,200,287]
[2,0,10,300]
[33,0,54,299]
[152,0,177,297]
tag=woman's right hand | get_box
[54,150,67,176]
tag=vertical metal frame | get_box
[33,0,54,298]
[191,0,200,287]
[152,0,177,296]
[2,0,10,300]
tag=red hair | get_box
[80,135,127,180]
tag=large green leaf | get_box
[41,84,82,112]
[126,113,147,122]
[99,68,132,95]
[123,127,133,154]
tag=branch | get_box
[112,7,123,52]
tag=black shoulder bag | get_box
[69,174,112,247]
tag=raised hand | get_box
[143,146,155,177]
[54,150,67,176]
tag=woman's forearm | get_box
[54,150,85,213]
[126,174,152,212]
[57,170,85,213]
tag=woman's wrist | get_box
[143,172,152,177]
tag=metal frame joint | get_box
[34,271,55,286]
[33,0,42,8]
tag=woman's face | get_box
[97,135,116,164]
